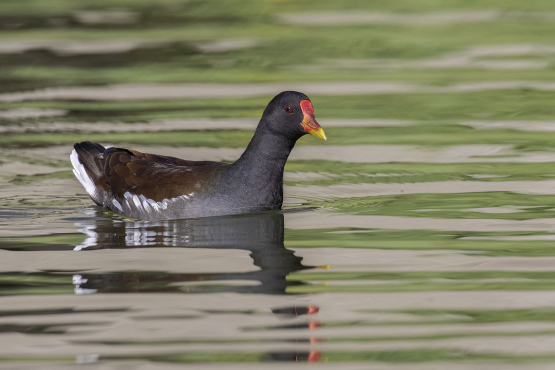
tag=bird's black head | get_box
[259,91,326,141]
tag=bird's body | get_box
[71,91,326,221]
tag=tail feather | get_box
[71,141,107,206]
[73,141,105,178]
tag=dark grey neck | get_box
[223,128,296,206]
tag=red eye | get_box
[284,106,292,113]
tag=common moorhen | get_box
[70,91,326,221]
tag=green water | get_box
[2,0,555,368]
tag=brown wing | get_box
[103,147,227,202]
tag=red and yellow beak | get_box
[300,100,326,140]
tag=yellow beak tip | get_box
[309,127,327,141]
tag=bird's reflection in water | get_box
[73,209,323,363]
[74,209,313,295]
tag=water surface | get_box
[3,0,555,369]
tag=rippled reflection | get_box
[74,209,313,295]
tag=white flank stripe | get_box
[140,195,151,212]
[112,199,123,212]
[113,191,194,215]
[132,195,144,212]
[147,199,160,212]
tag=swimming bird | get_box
[70,91,326,221]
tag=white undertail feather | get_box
[70,149,98,202]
